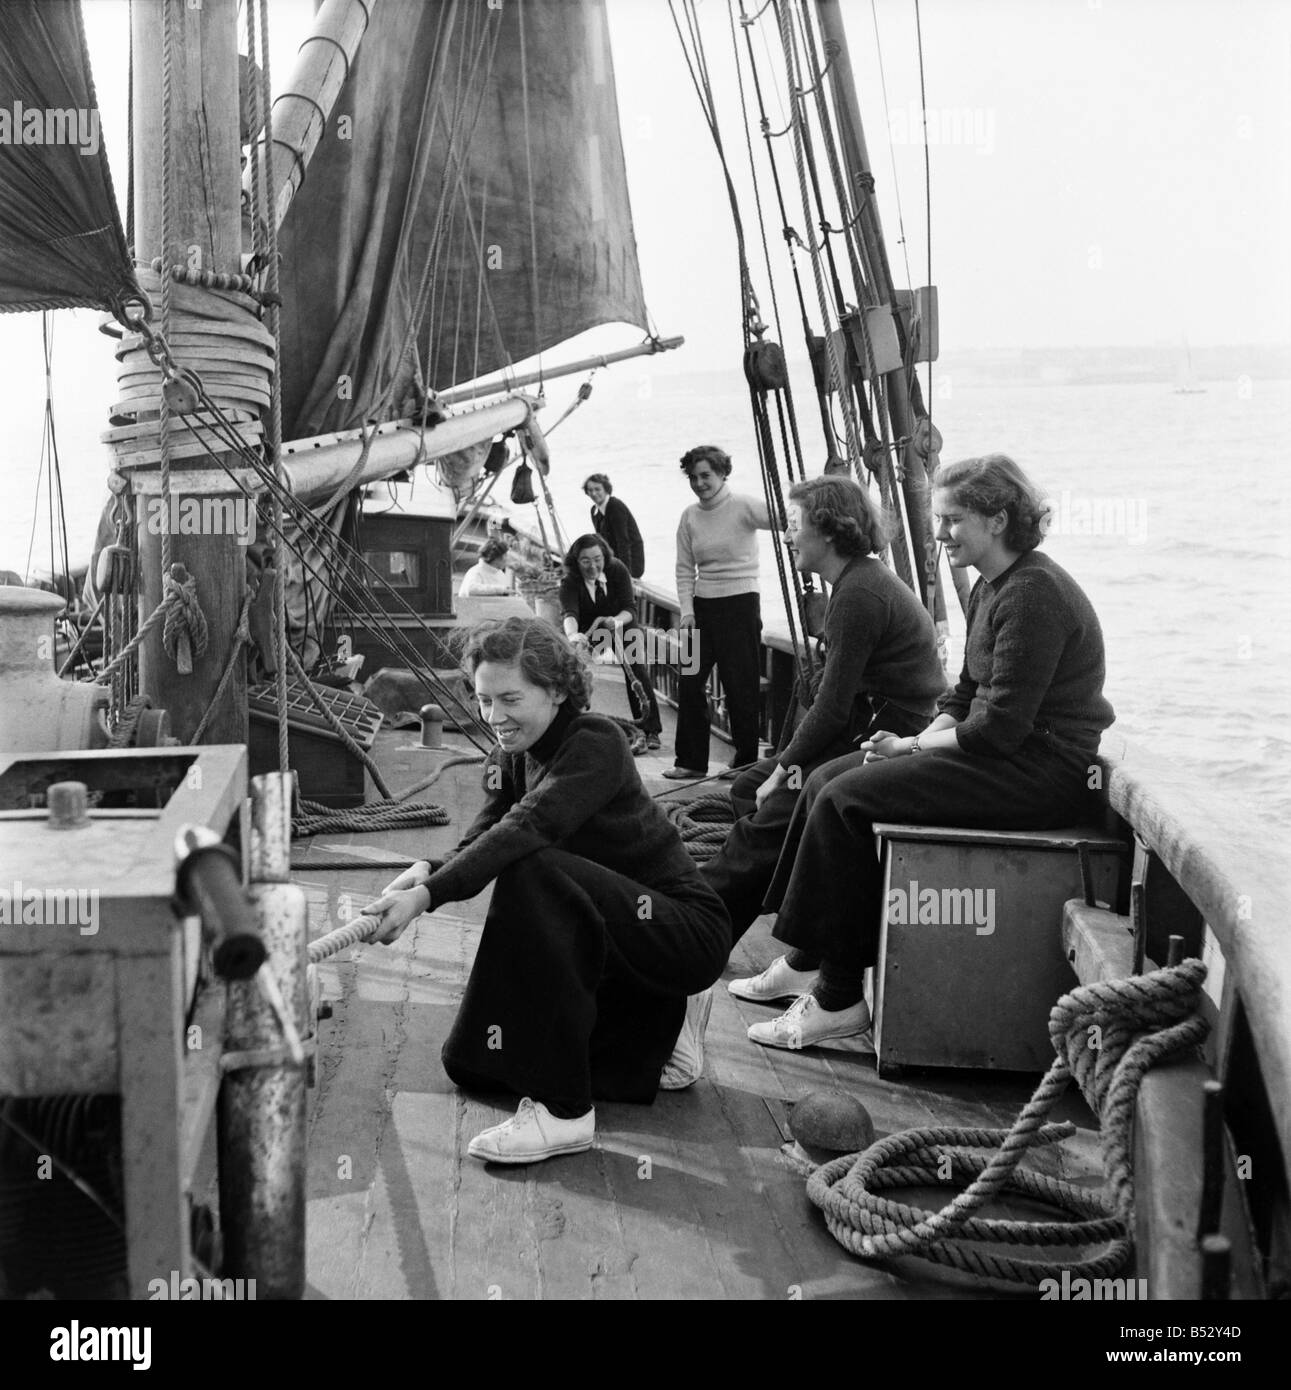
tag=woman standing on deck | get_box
[584,473,645,579]
[667,445,775,780]
[704,475,946,985]
[360,618,729,1164]
[742,454,1115,1050]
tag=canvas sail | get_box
[276,0,649,441]
[0,0,135,314]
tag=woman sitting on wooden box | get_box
[360,618,729,1163]
[741,453,1116,1051]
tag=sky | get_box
[1,0,1288,552]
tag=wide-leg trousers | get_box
[441,848,730,1115]
[764,735,1099,974]
[674,592,763,771]
[701,702,930,945]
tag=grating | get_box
[247,677,383,749]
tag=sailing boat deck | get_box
[292,670,1106,1300]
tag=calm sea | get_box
[5,361,1289,823]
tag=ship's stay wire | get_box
[668,0,814,700]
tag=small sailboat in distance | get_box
[1174,337,1207,393]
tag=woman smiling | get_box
[742,454,1115,1052]
[360,618,729,1164]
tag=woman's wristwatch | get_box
[909,736,922,755]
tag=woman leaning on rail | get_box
[667,444,775,779]
[738,454,1116,1052]
[360,618,729,1165]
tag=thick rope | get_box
[666,791,736,862]
[93,574,188,685]
[308,912,383,965]
[160,564,209,671]
[293,800,450,840]
[806,958,1209,1288]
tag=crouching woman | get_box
[362,617,730,1164]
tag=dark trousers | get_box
[441,848,730,1115]
[764,735,1099,984]
[675,592,763,771]
[701,701,931,947]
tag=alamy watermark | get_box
[1044,490,1149,545]
[0,880,98,936]
[888,103,996,156]
[143,494,255,544]
[581,623,701,675]
[0,103,100,157]
[886,882,996,936]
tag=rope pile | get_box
[666,791,736,862]
[806,958,1209,1289]
[292,799,451,840]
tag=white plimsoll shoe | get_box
[746,993,871,1051]
[728,954,820,1004]
[466,1097,595,1164]
[659,987,715,1091]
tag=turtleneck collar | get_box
[527,700,578,762]
[697,483,731,511]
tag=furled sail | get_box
[276,0,648,440]
[0,0,135,314]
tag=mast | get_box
[813,0,938,615]
[124,0,252,744]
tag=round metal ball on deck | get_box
[784,1089,876,1173]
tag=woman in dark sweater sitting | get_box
[744,454,1115,1051]
[558,532,662,749]
[703,475,945,991]
[361,618,729,1163]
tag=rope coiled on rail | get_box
[292,799,451,840]
[806,958,1209,1289]
[665,791,735,862]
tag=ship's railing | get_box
[632,579,801,752]
[1097,731,1291,1290]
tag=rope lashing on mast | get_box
[807,959,1209,1289]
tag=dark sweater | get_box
[592,497,645,579]
[426,706,700,906]
[558,557,636,633]
[937,549,1115,758]
[778,556,946,770]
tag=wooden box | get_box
[870,823,1128,1075]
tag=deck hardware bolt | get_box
[420,703,445,748]
[45,780,91,829]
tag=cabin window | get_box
[365,549,420,588]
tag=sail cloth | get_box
[277,0,648,440]
[0,0,136,314]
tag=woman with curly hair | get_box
[361,617,730,1164]
[668,444,775,779]
[705,475,945,990]
[742,455,1115,1051]
[584,473,645,579]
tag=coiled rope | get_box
[806,958,1209,1289]
[665,791,736,862]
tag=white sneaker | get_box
[728,955,820,1004]
[659,987,714,1091]
[747,994,871,1051]
[466,1097,595,1164]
